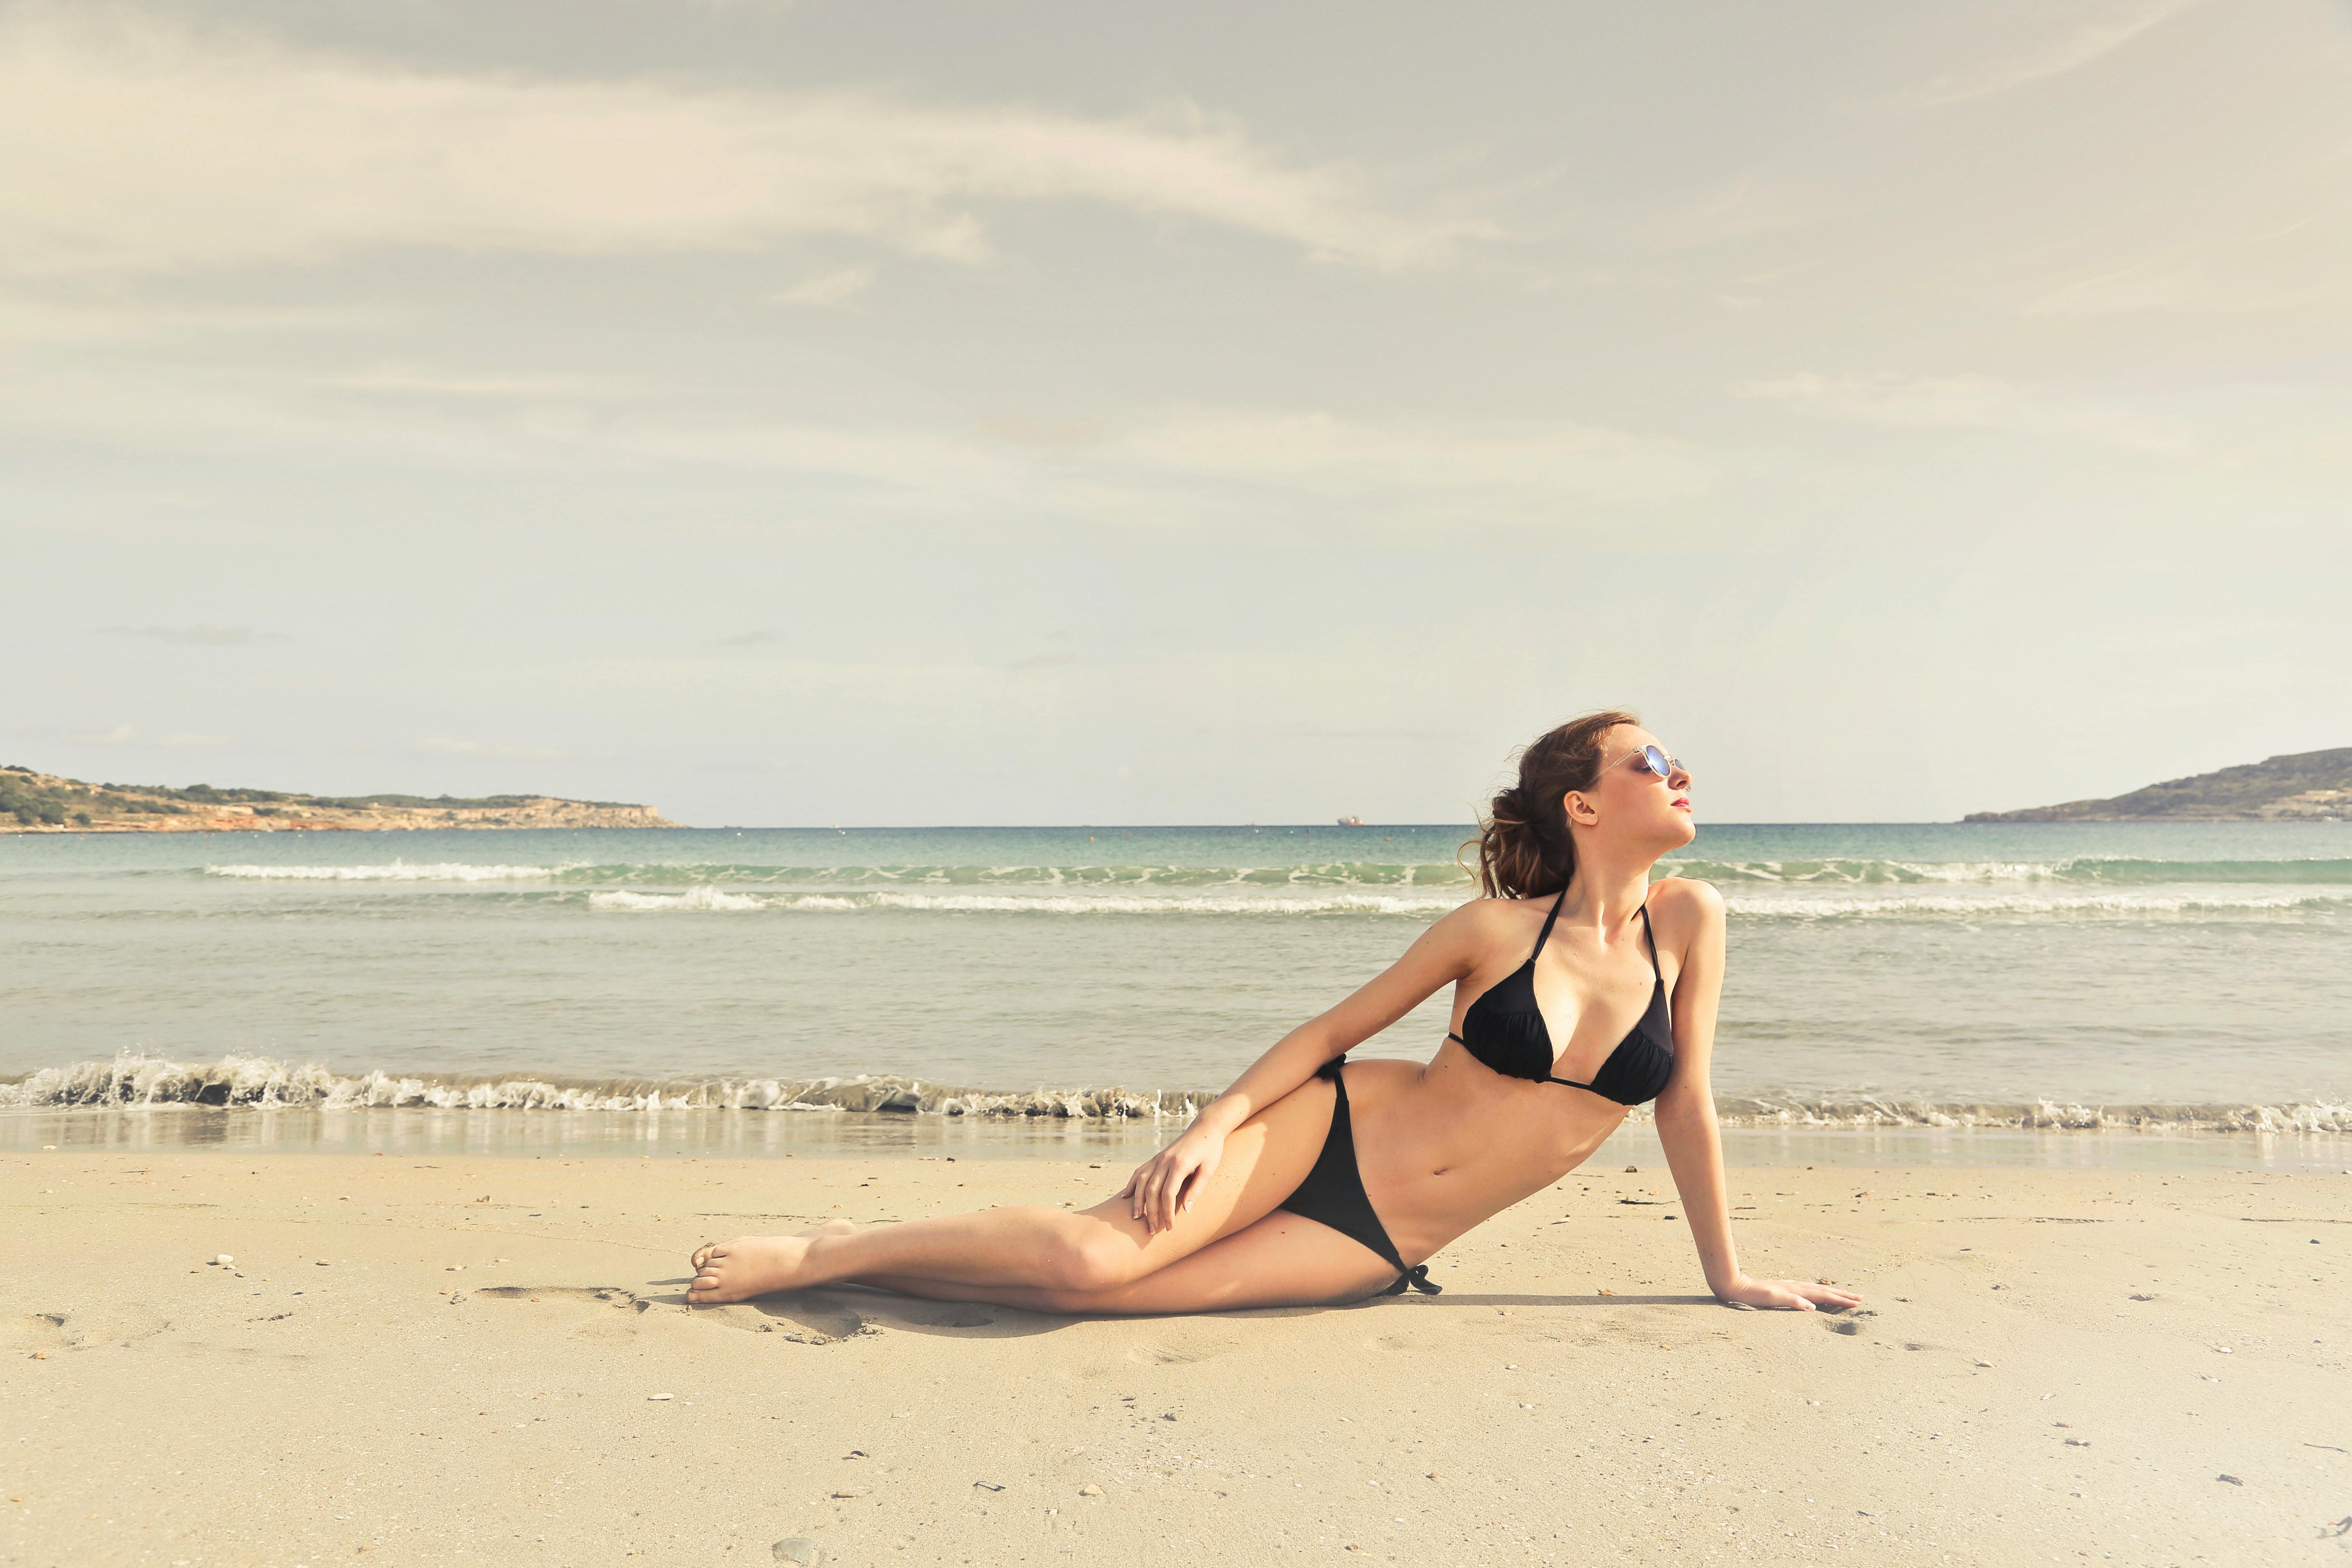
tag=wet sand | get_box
[4,1151,2348,1566]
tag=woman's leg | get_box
[686,1074,1337,1305]
[844,1209,1403,1316]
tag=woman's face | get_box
[1575,725,1696,852]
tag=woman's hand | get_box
[1117,1125,1226,1234]
[1715,1274,1864,1312]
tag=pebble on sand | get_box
[2217,1474,2243,1485]
[771,1539,821,1566]
[1078,1483,1104,1497]
[213,1255,234,1266]
[647,1393,673,1401]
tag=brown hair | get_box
[1466,709,1641,900]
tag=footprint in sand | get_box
[726,1293,871,1344]
[1821,1309,1878,1337]
[476,1285,650,1312]
[7,1305,169,1352]
[474,1285,651,1341]
[1125,1336,1233,1366]
[911,1307,997,1330]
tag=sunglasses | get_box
[1605,743,1686,783]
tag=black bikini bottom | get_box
[1274,1057,1440,1296]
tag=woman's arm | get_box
[1120,902,1485,1232]
[1651,879,1861,1313]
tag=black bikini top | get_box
[1447,894,1675,1105]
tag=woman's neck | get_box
[1555,851,1654,937]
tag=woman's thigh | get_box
[854,1211,1400,1316]
[1059,1071,1339,1279]
[1061,1212,1401,1314]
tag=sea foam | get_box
[7,1052,2348,1134]
[206,861,568,882]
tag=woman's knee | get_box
[1040,1227,1142,1293]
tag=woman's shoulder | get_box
[1449,889,1552,918]
[1644,875,1725,922]
[1433,892,1546,944]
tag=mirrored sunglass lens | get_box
[1643,746,1670,777]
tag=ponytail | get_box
[1464,710,1639,899]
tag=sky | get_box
[4,0,2349,825]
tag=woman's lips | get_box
[1671,795,1692,810]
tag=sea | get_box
[4,822,2348,1170]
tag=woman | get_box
[689,712,1859,1316]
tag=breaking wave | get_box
[574,885,2350,919]
[206,861,570,882]
[196,855,2352,889]
[0,1054,1209,1120]
[1717,890,2352,919]
[588,886,767,912]
[586,888,1462,915]
[6,1054,2348,1134]
[185,856,2352,920]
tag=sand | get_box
[3,1149,2348,1566]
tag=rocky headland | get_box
[0,765,680,833]
[1966,745,2352,822]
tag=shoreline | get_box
[5,1149,2346,1566]
[7,1054,2347,1139]
[6,1104,2349,1171]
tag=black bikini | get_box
[1275,895,1675,1296]
[1448,895,1676,1105]
[1275,1058,1441,1295]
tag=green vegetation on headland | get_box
[1967,746,2352,822]
[0,764,680,833]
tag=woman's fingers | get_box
[1723,1276,1862,1312]
[1158,1158,1196,1231]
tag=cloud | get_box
[773,267,874,306]
[319,368,640,400]
[418,736,570,761]
[0,294,379,347]
[1103,408,1713,506]
[98,624,256,645]
[980,417,1105,450]
[1741,373,2189,454]
[0,5,1481,276]
[1899,0,2203,107]
[67,724,228,747]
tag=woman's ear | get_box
[1563,788,1600,827]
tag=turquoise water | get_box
[3,822,2348,1158]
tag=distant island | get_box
[0,764,680,833]
[1966,746,2352,823]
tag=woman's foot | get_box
[687,1218,855,1305]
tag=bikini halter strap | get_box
[1532,891,1658,971]
[1528,888,1569,961]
